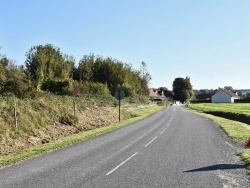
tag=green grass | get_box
[0,105,164,168]
[240,151,250,170]
[189,103,250,116]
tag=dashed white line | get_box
[160,128,166,134]
[106,152,138,176]
[145,137,158,147]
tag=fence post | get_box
[14,96,18,128]
[73,96,76,118]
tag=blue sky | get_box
[1,0,250,89]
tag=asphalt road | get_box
[0,105,249,188]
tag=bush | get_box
[157,100,166,106]
[67,81,110,96]
[41,80,70,95]
[59,114,79,125]
[235,99,250,103]
[190,99,211,103]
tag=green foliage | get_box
[235,98,250,103]
[224,86,234,91]
[190,99,211,103]
[68,81,110,95]
[158,87,168,91]
[25,44,75,90]
[3,44,152,98]
[0,57,34,98]
[240,151,250,170]
[0,93,117,137]
[73,55,149,97]
[157,100,166,106]
[140,62,152,95]
[189,103,250,125]
[59,114,78,125]
[172,77,194,103]
[41,80,70,95]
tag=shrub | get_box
[157,100,166,106]
[41,80,70,95]
[190,99,211,103]
[59,114,79,125]
[235,99,250,103]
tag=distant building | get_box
[149,88,173,101]
[211,88,240,103]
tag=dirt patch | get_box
[0,106,120,156]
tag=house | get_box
[149,88,173,101]
[149,88,162,100]
[211,88,240,103]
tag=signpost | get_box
[115,89,125,122]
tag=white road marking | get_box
[106,152,138,176]
[145,137,158,147]
[160,128,166,134]
[226,141,233,148]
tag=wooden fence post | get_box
[14,96,18,128]
[73,96,76,118]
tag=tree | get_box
[172,77,194,103]
[224,86,234,91]
[25,44,75,90]
[140,62,151,95]
[0,56,33,98]
[78,54,95,81]
[159,87,168,91]
[200,89,209,94]
[246,92,250,99]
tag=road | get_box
[0,105,249,188]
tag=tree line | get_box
[0,44,151,98]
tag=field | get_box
[189,103,250,116]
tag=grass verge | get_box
[0,105,164,168]
[187,108,250,170]
[240,151,250,170]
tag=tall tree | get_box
[78,54,95,81]
[25,44,74,90]
[172,77,193,103]
[140,62,151,95]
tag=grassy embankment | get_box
[0,93,164,168]
[189,103,250,170]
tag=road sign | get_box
[115,89,125,100]
[114,89,125,122]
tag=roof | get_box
[212,88,239,97]
[148,88,173,99]
[149,88,160,98]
